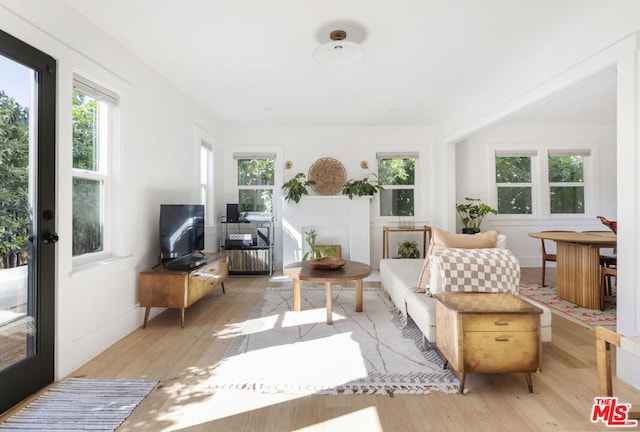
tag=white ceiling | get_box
[62,0,618,127]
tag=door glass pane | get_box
[0,54,36,371]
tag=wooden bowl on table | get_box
[308,256,346,270]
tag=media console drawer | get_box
[139,253,229,328]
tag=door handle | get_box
[42,232,59,244]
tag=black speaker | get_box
[226,203,239,223]
[257,227,270,246]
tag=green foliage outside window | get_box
[497,187,532,215]
[72,89,104,256]
[237,159,274,186]
[0,91,29,268]
[549,155,584,214]
[378,158,415,185]
[548,155,584,182]
[378,157,415,216]
[239,189,273,213]
[72,90,99,170]
[495,156,532,214]
[237,158,274,213]
[550,186,584,213]
[380,189,414,216]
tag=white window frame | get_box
[200,139,214,226]
[547,149,590,215]
[233,152,276,215]
[71,74,119,267]
[376,151,419,220]
[490,143,596,219]
[492,149,538,217]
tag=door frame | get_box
[0,29,56,414]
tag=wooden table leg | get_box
[293,279,301,312]
[355,279,363,312]
[383,227,388,259]
[459,371,466,394]
[557,242,601,309]
[524,372,533,393]
[180,308,185,328]
[143,307,151,328]
[325,282,333,325]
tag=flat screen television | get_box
[159,204,205,263]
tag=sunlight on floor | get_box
[153,390,384,432]
[154,391,304,430]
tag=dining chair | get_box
[583,230,617,294]
[600,266,617,311]
[540,230,575,287]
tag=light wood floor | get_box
[3,268,639,431]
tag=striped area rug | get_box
[0,378,157,431]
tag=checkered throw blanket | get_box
[430,248,520,294]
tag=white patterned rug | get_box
[0,378,157,431]
[208,285,459,395]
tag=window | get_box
[493,147,592,217]
[495,151,535,215]
[234,153,275,213]
[548,150,587,214]
[377,153,417,217]
[72,75,118,259]
[200,140,214,225]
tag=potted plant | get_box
[341,173,384,199]
[282,173,316,203]
[455,197,498,234]
[302,229,337,261]
[397,240,420,258]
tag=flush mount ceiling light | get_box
[313,30,364,65]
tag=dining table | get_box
[528,231,617,310]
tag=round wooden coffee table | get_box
[283,260,372,324]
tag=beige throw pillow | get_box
[416,228,498,290]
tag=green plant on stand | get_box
[282,173,316,203]
[455,197,498,234]
[302,229,337,261]
[397,240,420,258]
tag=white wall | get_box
[222,125,434,269]
[455,123,617,267]
[0,1,224,378]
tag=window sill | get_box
[70,254,133,276]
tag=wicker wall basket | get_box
[308,157,346,196]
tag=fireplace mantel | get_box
[282,196,371,267]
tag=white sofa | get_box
[380,244,552,344]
